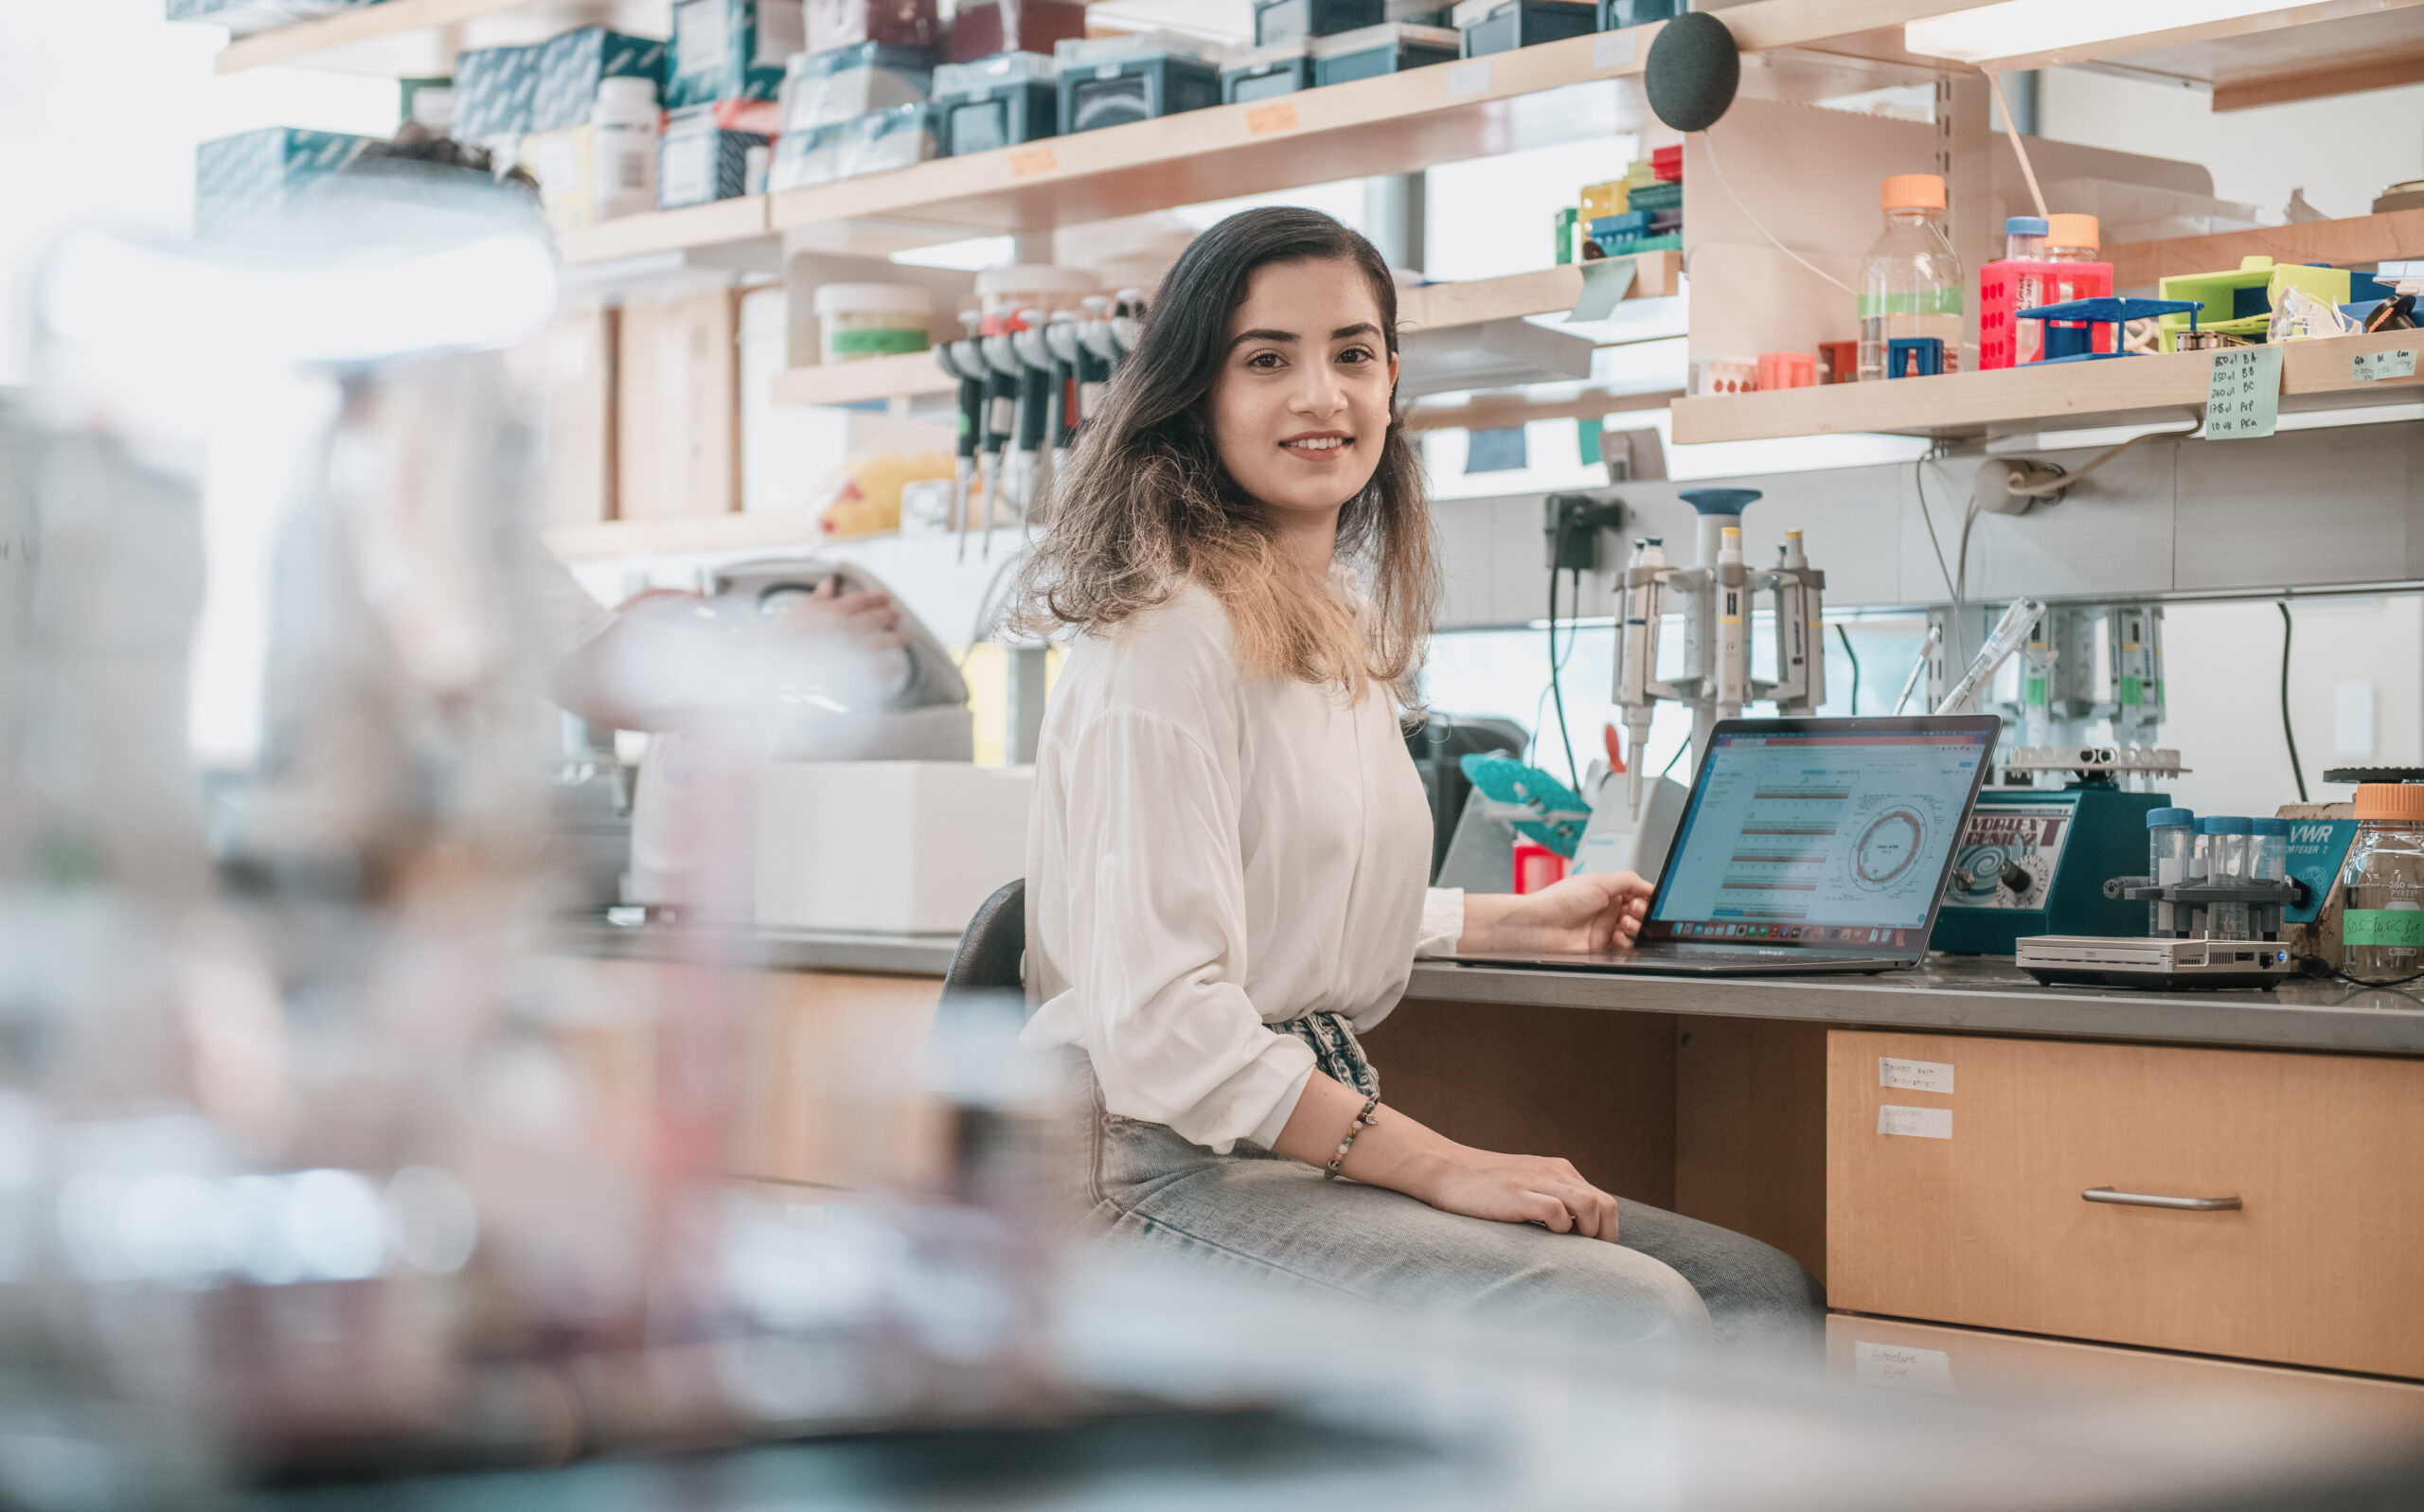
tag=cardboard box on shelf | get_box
[520,125,597,232]
[518,301,619,529]
[618,287,745,520]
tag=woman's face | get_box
[1208,256,1399,526]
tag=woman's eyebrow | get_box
[1332,322,1381,341]
[1227,327,1297,348]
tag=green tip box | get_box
[2156,255,2350,352]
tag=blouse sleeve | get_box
[1022,703,1316,1153]
[1413,887,1466,957]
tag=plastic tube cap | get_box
[1881,173,1945,210]
[2355,783,2424,822]
[2046,213,2100,250]
[2198,816,2253,834]
[2250,817,2290,836]
[2146,808,2194,828]
[2005,216,2049,236]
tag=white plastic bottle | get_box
[1857,173,1964,381]
[593,76,661,221]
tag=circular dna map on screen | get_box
[1852,807,1928,891]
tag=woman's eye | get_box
[1338,347,1376,365]
[1245,350,1284,369]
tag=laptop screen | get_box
[1641,719,2000,952]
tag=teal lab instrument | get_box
[1931,781,2170,954]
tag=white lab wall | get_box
[2163,596,2424,817]
[2037,71,2424,222]
[0,3,401,386]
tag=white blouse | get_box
[1020,582,1466,1153]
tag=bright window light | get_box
[1905,0,2288,62]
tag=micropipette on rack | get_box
[1935,597,2046,715]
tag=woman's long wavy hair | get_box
[1005,206,1436,702]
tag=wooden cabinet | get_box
[1826,1315,2424,1450]
[1827,1031,2424,1379]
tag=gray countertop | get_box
[542,919,2424,1058]
[543,916,962,976]
[1406,955,2424,1057]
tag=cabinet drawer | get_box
[1826,1315,2424,1449]
[1827,1031,2424,1379]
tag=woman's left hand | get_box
[1456,872,1654,956]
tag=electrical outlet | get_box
[1545,492,1625,572]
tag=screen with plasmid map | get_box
[1649,728,1992,949]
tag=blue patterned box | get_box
[668,0,806,108]
[454,44,542,141]
[657,107,769,208]
[532,27,668,133]
[193,127,366,238]
[166,0,380,35]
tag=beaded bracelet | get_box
[1324,1095,1381,1180]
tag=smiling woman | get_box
[1007,206,1822,1353]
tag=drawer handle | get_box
[2082,1186,2242,1212]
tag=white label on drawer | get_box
[1879,1056,1954,1094]
[1447,62,1491,99]
[1593,31,1638,69]
[1854,1341,1958,1395]
[1879,1104,1952,1140]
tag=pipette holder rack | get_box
[1613,489,1825,812]
[2114,877,2308,943]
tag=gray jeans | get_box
[1081,1084,1826,1357]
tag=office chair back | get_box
[941,878,1025,1011]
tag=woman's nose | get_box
[1289,364,1345,415]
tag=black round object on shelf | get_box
[1645,10,1740,133]
[2322,767,2424,784]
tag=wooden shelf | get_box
[766,255,1684,411]
[1668,329,2424,446]
[1405,384,1682,433]
[767,1,1978,253]
[209,0,547,75]
[559,196,772,263]
[2110,210,2424,293]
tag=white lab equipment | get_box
[2146,807,2195,935]
[757,761,1034,934]
[1569,766,1688,884]
[1613,489,1827,817]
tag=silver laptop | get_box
[1446,715,2003,976]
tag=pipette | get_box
[1891,623,1942,714]
[1935,597,2046,715]
[937,311,988,563]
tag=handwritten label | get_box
[2203,345,2282,439]
[1878,1105,1952,1140]
[1854,1341,1959,1395]
[2354,348,2417,382]
[1007,146,1059,179]
[1594,30,1638,68]
[1879,1056,1954,1094]
[1245,100,1300,136]
[1447,61,1491,98]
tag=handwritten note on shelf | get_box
[2203,346,2282,439]
[1245,100,1300,136]
[1854,1341,1959,1395]
[2354,347,2418,382]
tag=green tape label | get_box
[829,328,929,356]
[2119,675,2143,705]
[2343,908,2424,947]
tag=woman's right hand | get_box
[1411,1147,1623,1242]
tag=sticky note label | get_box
[1879,1057,1954,1094]
[2203,346,2282,439]
[1245,100,1299,136]
[1855,1341,1959,1395]
[1594,31,1638,69]
[1447,62,1491,98]
[1879,1105,1952,1139]
[2354,348,2417,382]
[1007,146,1059,179]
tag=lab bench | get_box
[537,924,2424,1428]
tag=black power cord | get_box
[2278,601,2308,803]
[1834,621,1861,715]
[2293,953,2424,990]
[1546,553,1581,790]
